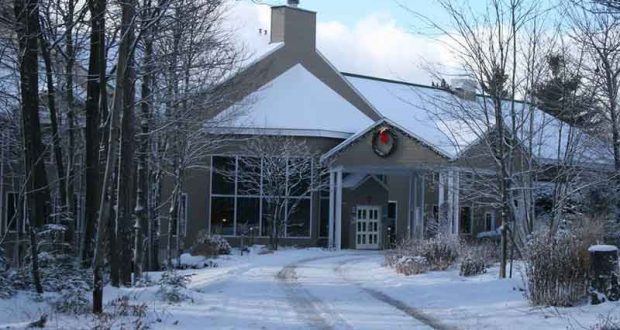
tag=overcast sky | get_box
[226,0,464,85]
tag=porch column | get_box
[328,170,335,249]
[447,170,460,235]
[335,169,343,250]
[408,173,414,239]
[438,170,445,212]
[453,170,460,234]
[417,173,425,238]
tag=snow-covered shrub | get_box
[191,231,231,257]
[385,234,460,275]
[394,256,429,276]
[0,245,7,271]
[52,285,90,314]
[589,313,620,330]
[158,270,192,303]
[525,229,590,306]
[420,234,460,271]
[460,252,486,277]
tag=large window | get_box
[210,155,313,238]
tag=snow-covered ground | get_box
[0,248,618,329]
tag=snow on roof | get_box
[588,245,618,253]
[344,73,613,166]
[344,74,472,159]
[212,64,373,135]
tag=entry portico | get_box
[321,119,462,250]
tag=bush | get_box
[421,234,460,271]
[52,286,90,314]
[191,231,231,257]
[394,256,429,276]
[385,234,460,275]
[460,253,486,277]
[525,229,590,306]
[158,270,192,303]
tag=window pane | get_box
[212,156,235,195]
[460,207,472,234]
[237,157,261,196]
[6,193,17,232]
[236,197,260,236]
[211,197,234,235]
[262,157,287,198]
[287,198,310,237]
[261,198,285,237]
[387,202,397,219]
[319,197,329,237]
[288,158,311,196]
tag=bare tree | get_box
[82,0,106,269]
[408,0,546,278]
[229,137,322,250]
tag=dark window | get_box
[287,198,310,237]
[387,201,397,219]
[288,158,311,196]
[261,198,282,237]
[211,197,234,235]
[236,197,260,236]
[212,156,235,195]
[5,192,18,232]
[319,197,329,237]
[460,206,472,234]
[485,212,494,231]
[237,157,261,195]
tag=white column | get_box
[438,170,444,221]
[328,171,335,249]
[446,171,454,234]
[418,173,425,238]
[335,169,343,250]
[407,173,414,239]
[453,170,460,235]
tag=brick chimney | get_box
[270,2,316,51]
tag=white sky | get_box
[226,1,456,85]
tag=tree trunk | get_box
[107,0,136,288]
[39,34,68,227]
[14,0,52,229]
[64,0,77,249]
[82,0,106,269]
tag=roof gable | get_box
[213,64,373,135]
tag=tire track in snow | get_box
[277,255,354,330]
[335,256,455,330]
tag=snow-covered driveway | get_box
[156,250,440,329]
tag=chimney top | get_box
[270,4,316,50]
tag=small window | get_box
[387,201,397,219]
[4,192,18,232]
[484,212,494,231]
[432,204,439,220]
[459,206,472,234]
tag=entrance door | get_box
[356,205,380,249]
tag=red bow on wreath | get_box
[378,128,390,144]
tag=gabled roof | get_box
[343,72,613,167]
[320,117,453,164]
[212,63,373,136]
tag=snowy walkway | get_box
[157,250,438,329]
[2,248,619,329]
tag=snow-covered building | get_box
[168,1,614,251]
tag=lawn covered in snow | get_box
[0,247,618,329]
